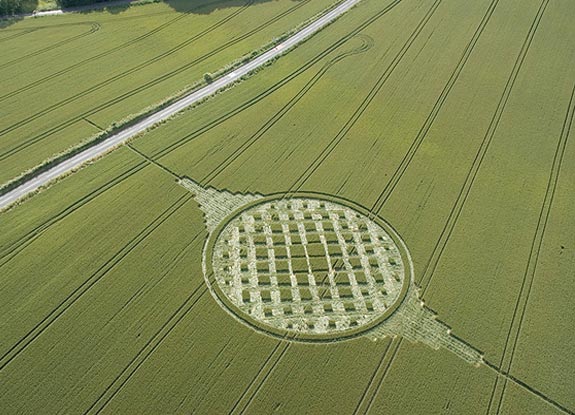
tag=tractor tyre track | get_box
[0,0,312,159]
[113,2,397,410]
[0,0,256,103]
[230,339,292,415]
[0,29,36,43]
[358,1,561,414]
[0,14,188,101]
[0,0,254,137]
[369,0,502,213]
[83,234,206,415]
[0,22,100,71]
[200,34,374,185]
[215,2,441,410]
[483,360,575,415]
[419,0,548,294]
[0,193,193,371]
[352,338,393,415]
[287,0,442,196]
[0,161,148,267]
[349,0,508,410]
[87,285,209,415]
[0,2,396,413]
[488,64,575,415]
[0,0,369,268]
[136,0,405,161]
[354,338,402,415]
[25,5,398,411]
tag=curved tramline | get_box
[199,34,375,185]
[370,0,502,212]
[0,12,190,102]
[0,0,363,210]
[148,1,402,161]
[287,0,442,195]
[0,0,267,103]
[0,22,100,70]
[0,0,305,140]
[0,29,36,43]
[1,0,573,412]
[0,0,387,265]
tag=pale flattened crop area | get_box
[0,0,574,413]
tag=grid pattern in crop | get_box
[212,198,405,335]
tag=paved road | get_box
[0,0,361,211]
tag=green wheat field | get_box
[0,0,573,413]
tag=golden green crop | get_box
[0,0,335,185]
[0,0,574,413]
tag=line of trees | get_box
[0,0,22,15]
[59,0,110,7]
[0,0,112,15]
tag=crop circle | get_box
[204,194,411,341]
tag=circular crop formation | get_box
[204,195,411,341]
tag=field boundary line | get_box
[350,0,506,409]
[0,193,192,370]
[489,68,575,415]
[0,0,260,103]
[0,0,257,139]
[0,10,191,101]
[0,0,309,198]
[0,22,100,70]
[83,118,105,132]
[0,0,362,211]
[0,161,147,266]
[201,34,374,185]
[126,143,180,179]
[150,0,403,162]
[287,0,443,196]
[484,360,575,415]
[370,0,502,212]
[0,0,334,162]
